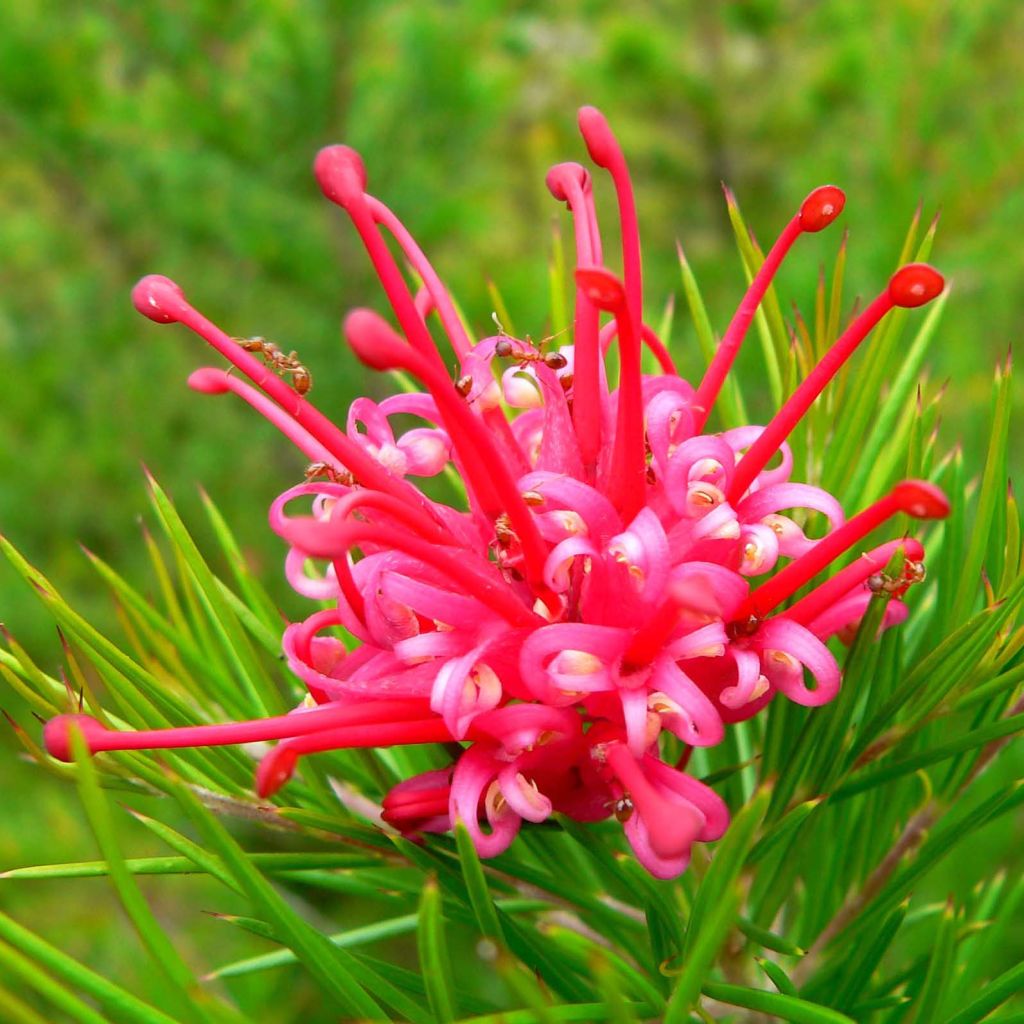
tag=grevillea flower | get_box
[44,106,949,878]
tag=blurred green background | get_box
[1,0,1021,1016]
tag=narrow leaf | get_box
[418,877,457,1022]
[941,961,1024,1024]
[700,981,856,1023]
[454,822,505,941]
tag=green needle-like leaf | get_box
[591,952,641,1024]
[738,917,805,957]
[418,876,458,1022]
[71,728,226,1024]
[167,774,398,1021]
[950,356,1013,626]
[908,899,957,1024]
[0,912,180,1024]
[200,488,284,634]
[756,956,799,996]
[146,473,286,716]
[0,981,55,1024]
[815,899,909,1010]
[833,710,1024,800]
[451,1004,660,1023]
[665,789,769,1022]
[207,913,418,978]
[454,822,505,942]
[941,961,1024,1024]
[700,981,856,1023]
[0,941,112,1024]
[677,244,747,427]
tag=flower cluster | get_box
[45,107,948,878]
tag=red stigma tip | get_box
[888,263,945,308]
[187,368,230,394]
[344,308,407,371]
[799,185,846,232]
[891,480,950,519]
[545,162,591,203]
[577,106,617,168]
[255,746,299,799]
[314,145,368,208]
[44,714,107,763]
[132,275,185,324]
[574,266,625,310]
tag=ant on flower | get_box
[608,794,635,823]
[867,559,927,597]
[236,337,313,396]
[304,462,354,485]
[491,313,570,371]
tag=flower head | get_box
[45,107,947,877]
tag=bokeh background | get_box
[1,0,1022,1017]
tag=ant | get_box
[491,313,570,371]
[237,337,313,396]
[493,512,517,548]
[867,559,926,598]
[611,794,634,822]
[494,337,568,371]
[304,462,354,485]
[726,614,761,641]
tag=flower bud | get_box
[132,275,185,324]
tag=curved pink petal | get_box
[518,471,622,542]
[642,756,730,841]
[668,562,749,621]
[347,396,396,448]
[543,535,599,593]
[497,761,553,822]
[619,685,653,756]
[268,482,353,538]
[378,392,443,421]
[449,744,521,858]
[284,547,339,601]
[662,435,737,516]
[808,591,910,641]
[720,648,768,709]
[755,617,840,706]
[645,388,695,475]
[391,630,467,664]
[736,522,781,576]
[472,704,581,754]
[607,507,670,601]
[722,427,793,489]
[622,811,694,879]
[430,643,504,738]
[519,623,628,701]
[381,572,494,627]
[664,621,729,661]
[397,427,450,476]
[736,482,844,528]
[650,658,725,747]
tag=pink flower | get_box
[45,106,948,878]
